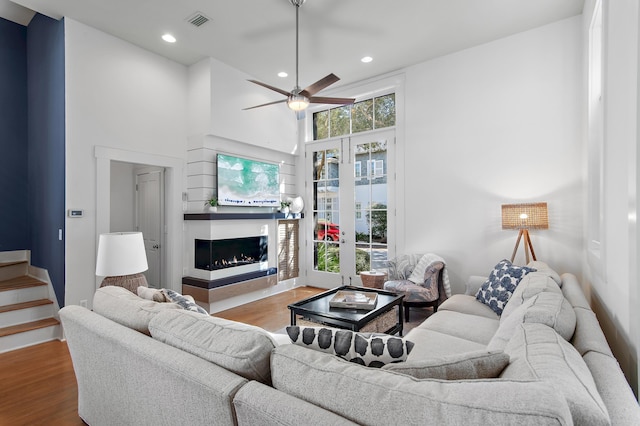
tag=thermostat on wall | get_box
[68,209,84,218]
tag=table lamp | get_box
[501,202,548,264]
[96,232,149,292]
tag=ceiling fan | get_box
[243,0,355,112]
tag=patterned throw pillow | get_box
[162,289,209,315]
[475,259,536,316]
[286,326,414,368]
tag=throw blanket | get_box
[407,253,452,304]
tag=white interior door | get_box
[305,129,394,288]
[136,169,164,288]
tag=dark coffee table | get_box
[288,286,404,335]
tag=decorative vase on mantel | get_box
[205,197,218,213]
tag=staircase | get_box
[0,255,62,353]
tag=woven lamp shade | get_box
[502,203,548,230]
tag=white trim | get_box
[94,146,185,292]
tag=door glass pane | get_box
[354,140,388,273]
[313,148,340,273]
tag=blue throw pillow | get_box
[476,260,536,316]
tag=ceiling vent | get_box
[186,12,210,27]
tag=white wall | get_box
[64,18,188,307]
[188,57,298,155]
[583,0,639,395]
[109,161,135,232]
[401,17,583,293]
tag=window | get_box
[355,202,362,219]
[369,160,384,177]
[313,93,395,140]
[354,161,362,177]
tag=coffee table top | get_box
[288,286,403,329]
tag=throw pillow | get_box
[382,349,509,380]
[162,289,209,315]
[286,326,414,368]
[475,259,536,316]
[137,286,167,302]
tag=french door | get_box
[305,129,395,288]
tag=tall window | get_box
[313,93,396,140]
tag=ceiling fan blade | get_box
[247,80,292,97]
[300,73,340,97]
[243,99,288,110]
[309,96,356,105]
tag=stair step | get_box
[0,319,61,354]
[0,299,52,313]
[0,317,60,338]
[0,275,47,292]
[0,299,54,328]
[0,276,49,308]
[0,261,29,282]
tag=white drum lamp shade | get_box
[96,232,149,292]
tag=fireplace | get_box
[195,236,267,271]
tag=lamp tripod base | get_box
[510,229,537,264]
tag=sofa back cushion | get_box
[271,344,572,425]
[526,261,562,286]
[488,292,576,351]
[500,272,562,320]
[501,323,610,426]
[382,349,509,380]
[93,285,181,335]
[149,309,277,384]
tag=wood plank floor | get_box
[0,286,326,425]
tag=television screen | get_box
[217,153,280,207]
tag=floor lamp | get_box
[501,203,548,264]
[96,232,149,293]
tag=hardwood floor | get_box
[0,286,326,425]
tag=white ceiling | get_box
[3,0,584,91]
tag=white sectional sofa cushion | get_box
[488,291,576,350]
[271,344,572,425]
[93,285,181,334]
[501,323,610,426]
[382,349,509,380]
[149,309,279,384]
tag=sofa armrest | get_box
[465,275,487,295]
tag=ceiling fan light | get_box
[287,94,309,111]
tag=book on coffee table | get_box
[329,290,378,310]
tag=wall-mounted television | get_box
[216,153,280,207]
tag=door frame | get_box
[304,128,396,289]
[95,146,184,292]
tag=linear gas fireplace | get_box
[195,236,267,271]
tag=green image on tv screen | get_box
[217,153,280,207]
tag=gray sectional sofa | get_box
[59,262,640,425]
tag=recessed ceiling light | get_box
[361,56,373,63]
[278,72,288,78]
[162,34,177,43]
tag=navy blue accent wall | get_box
[27,14,65,307]
[0,18,28,251]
